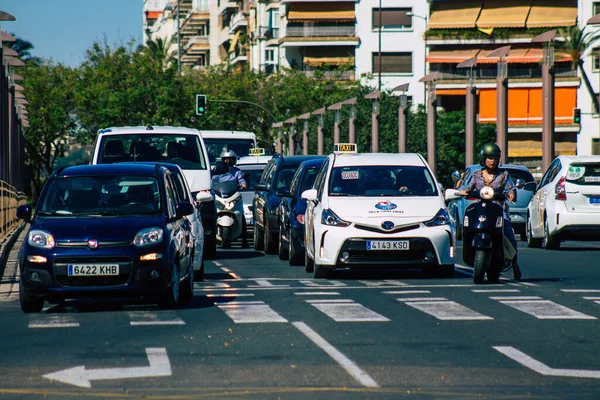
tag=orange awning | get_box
[228,31,241,53]
[304,56,354,66]
[479,48,573,64]
[288,2,355,21]
[437,89,467,95]
[426,49,480,63]
[146,11,161,19]
[526,0,577,28]
[476,0,532,29]
[428,0,482,29]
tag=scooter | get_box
[213,180,244,248]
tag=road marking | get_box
[195,282,479,292]
[128,311,185,326]
[382,290,431,295]
[305,299,389,322]
[205,293,255,298]
[472,289,521,293]
[249,279,290,288]
[582,297,600,300]
[518,282,539,287]
[212,261,224,267]
[494,346,600,379]
[216,300,288,323]
[43,347,171,388]
[489,296,542,300]
[561,289,600,293]
[299,280,347,287]
[294,292,341,296]
[359,280,407,287]
[292,322,379,388]
[29,314,80,328]
[398,298,493,321]
[218,266,242,280]
[493,298,597,320]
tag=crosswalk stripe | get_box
[494,299,597,320]
[294,292,341,296]
[401,299,493,321]
[306,299,389,322]
[128,311,185,326]
[29,314,80,328]
[382,290,431,295]
[216,300,288,323]
[299,280,347,287]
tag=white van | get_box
[91,125,217,259]
[201,130,257,165]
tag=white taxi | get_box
[302,144,455,278]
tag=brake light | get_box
[297,214,304,224]
[555,176,566,201]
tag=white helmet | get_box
[220,150,237,165]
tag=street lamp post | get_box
[365,90,381,152]
[486,46,510,165]
[342,97,358,143]
[298,112,311,155]
[420,72,438,176]
[392,83,410,153]
[312,108,326,155]
[457,57,478,167]
[285,116,297,155]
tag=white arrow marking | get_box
[43,347,171,388]
[494,346,600,379]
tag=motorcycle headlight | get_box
[134,227,164,247]
[479,186,494,200]
[424,208,452,227]
[321,209,350,227]
[225,196,241,211]
[28,230,55,249]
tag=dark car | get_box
[277,158,326,265]
[448,164,535,241]
[16,163,196,313]
[253,154,327,254]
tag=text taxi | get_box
[302,144,455,278]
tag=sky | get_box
[1,0,143,66]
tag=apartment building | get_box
[579,0,600,156]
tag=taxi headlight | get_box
[480,186,494,200]
[28,230,55,249]
[424,208,451,227]
[134,227,164,247]
[321,209,350,227]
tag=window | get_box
[593,138,600,155]
[594,2,600,16]
[265,49,275,63]
[372,8,412,30]
[372,52,412,74]
[593,47,600,72]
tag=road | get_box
[1,227,600,399]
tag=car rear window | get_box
[565,163,600,185]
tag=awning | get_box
[428,0,483,29]
[228,31,241,53]
[526,0,577,28]
[509,140,576,157]
[479,47,573,64]
[288,2,355,21]
[426,48,480,63]
[304,56,354,66]
[476,0,532,29]
[145,11,161,19]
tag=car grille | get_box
[338,238,436,265]
[54,256,132,287]
[56,240,131,248]
[354,223,420,235]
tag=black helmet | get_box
[479,143,501,166]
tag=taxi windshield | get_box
[329,165,438,197]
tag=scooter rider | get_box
[458,143,522,280]
[213,150,249,248]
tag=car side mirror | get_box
[196,191,213,203]
[277,187,291,197]
[16,204,32,222]
[444,189,460,201]
[451,170,461,183]
[301,188,318,202]
[175,201,194,218]
[515,179,525,189]
[255,183,268,191]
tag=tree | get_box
[7,35,42,65]
[557,25,600,114]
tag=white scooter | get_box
[213,165,244,249]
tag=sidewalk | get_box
[0,223,27,301]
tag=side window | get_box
[314,159,330,199]
[540,159,561,188]
[289,166,303,195]
[261,161,275,185]
[174,174,190,202]
[165,177,177,218]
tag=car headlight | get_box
[28,230,55,249]
[321,209,350,227]
[225,196,241,211]
[479,186,494,200]
[424,208,452,227]
[134,227,164,247]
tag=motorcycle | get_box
[213,180,244,249]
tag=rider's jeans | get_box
[503,213,518,256]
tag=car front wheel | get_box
[160,263,180,309]
[19,281,44,313]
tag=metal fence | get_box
[0,180,26,242]
[285,26,355,38]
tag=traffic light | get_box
[573,108,581,124]
[196,94,207,116]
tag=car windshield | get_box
[329,165,438,197]
[98,134,207,170]
[38,175,162,216]
[238,166,266,191]
[204,138,255,165]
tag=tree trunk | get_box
[578,61,599,114]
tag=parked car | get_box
[448,164,535,241]
[91,125,217,260]
[277,158,326,266]
[253,154,327,254]
[237,152,272,227]
[16,163,196,313]
[526,155,600,249]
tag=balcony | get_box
[285,25,355,38]
[259,27,280,41]
[229,12,248,33]
[184,36,210,51]
[432,65,578,82]
[230,46,248,64]
[181,11,210,35]
[302,70,354,81]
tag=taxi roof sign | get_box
[334,143,357,154]
[249,148,265,156]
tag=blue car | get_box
[448,164,536,241]
[16,163,196,313]
[277,158,326,266]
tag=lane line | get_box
[382,290,431,295]
[292,321,380,388]
[472,289,521,293]
[205,293,255,298]
[396,297,448,302]
[489,296,542,300]
[561,289,600,293]
[294,292,340,296]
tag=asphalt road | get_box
[1,228,600,399]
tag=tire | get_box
[160,263,180,309]
[19,281,44,313]
[486,266,501,283]
[194,260,204,281]
[313,262,331,279]
[221,226,232,249]
[253,222,264,251]
[473,250,487,284]
[264,218,277,254]
[526,215,542,248]
[543,217,560,250]
[435,264,455,278]
[289,232,304,266]
[305,250,314,272]
[278,225,289,260]
[180,261,194,302]
[203,234,217,260]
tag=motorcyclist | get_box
[212,150,249,248]
[458,143,522,280]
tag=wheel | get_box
[278,225,289,260]
[264,218,277,254]
[180,261,194,302]
[194,259,204,281]
[455,212,463,241]
[486,266,501,283]
[160,263,180,309]
[435,264,455,278]
[313,262,331,279]
[543,217,560,250]
[253,223,264,251]
[203,233,217,260]
[19,281,44,313]
[305,250,314,272]
[221,226,232,249]
[473,250,487,284]
[289,231,304,266]
[526,215,542,248]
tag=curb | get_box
[0,222,27,280]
